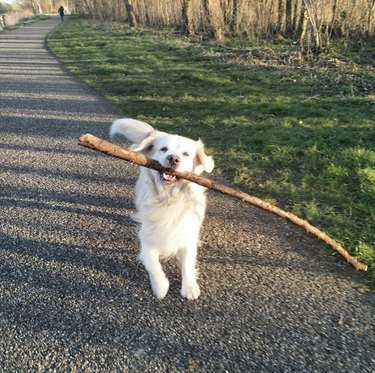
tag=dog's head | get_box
[110,118,214,186]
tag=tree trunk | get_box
[230,0,239,34]
[326,0,338,48]
[278,0,285,34]
[203,0,224,41]
[221,0,231,25]
[124,0,137,27]
[300,0,322,58]
[182,0,195,35]
[92,0,103,20]
[297,0,305,36]
[143,0,150,24]
[161,1,169,25]
[366,0,375,37]
[31,0,42,15]
[285,0,292,35]
[292,0,300,36]
[299,4,310,60]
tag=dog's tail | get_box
[110,118,154,145]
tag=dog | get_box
[110,118,214,300]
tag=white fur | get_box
[110,118,214,300]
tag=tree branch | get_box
[78,133,368,272]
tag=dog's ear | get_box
[194,140,214,174]
[110,118,154,144]
[131,131,159,154]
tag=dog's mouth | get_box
[159,172,180,185]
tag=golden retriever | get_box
[110,118,214,300]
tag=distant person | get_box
[0,15,4,31]
[58,5,64,21]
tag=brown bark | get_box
[230,0,239,34]
[302,0,322,54]
[203,0,224,40]
[326,0,338,48]
[124,0,137,27]
[366,0,375,37]
[142,0,150,24]
[297,0,305,36]
[285,0,292,35]
[182,0,195,35]
[278,0,285,34]
[78,133,368,272]
[221,0,231,25]
[292,0,300,35]
[30,0,42,15]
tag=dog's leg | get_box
[180,245,201,300]
[139,248,169,299]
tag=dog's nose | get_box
[167,155,180,165]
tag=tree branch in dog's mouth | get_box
[78,133,368,272]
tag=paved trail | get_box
[0,17,374,372]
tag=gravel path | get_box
[0,17,374,372]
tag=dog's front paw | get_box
[181,282,201,300]
[151,275,170,300]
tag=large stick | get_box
[78,133,368,272]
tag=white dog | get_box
[110,118,214,300]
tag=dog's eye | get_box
[160,147,168,152]
[183,152,189,157]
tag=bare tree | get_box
[300,0,323,56]
[30,0,43,15]
[326,0,338,48]
[124,0,137,27]
[285,0,292,34]
[203,0,223,40]
[366,0,375,36]
[182,0,195,35]
[142,0,150,24]
[48,0,375,43]
[230,0,240,34]
[278,0,285,34]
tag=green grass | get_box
[48,18,375,278]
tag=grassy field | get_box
[48,18,375,277]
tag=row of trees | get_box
[17,0,375,52]
[0,2,12,13]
